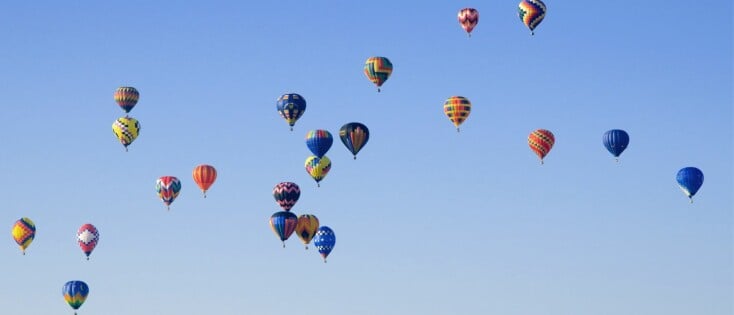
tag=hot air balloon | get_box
[77,224,99,260]
[273,182,300,211]
[305,129,333,158]
[156,176,181,210]
[339,122,370,159]
[295,214,319,249]
[444,96,472,132]
[518,0,546,35]
[276,93,307,131]
[114,86,139,114]
[603,129,630,162]
[364,56,393,92]
[112,116,140,152]
[676,167,704,203]
[458,8,479,37]
[192,164,217,198]
[63,280,89,315]
[11,217,35,255]
[314,226,335,263]
[269,211,298,247]
[528,129,555,164]
[305,155,331,187]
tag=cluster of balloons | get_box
[111,87,141,152]
[269,182,336,262]
[156,164,218,210]
[457,0,548,37]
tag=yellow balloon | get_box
[112,116,140,151]
[305,155,331,187]
[11,217,35,255]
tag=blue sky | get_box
[1,1,731,314]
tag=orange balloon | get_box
[528,129,555,164]
[192,164,217,197]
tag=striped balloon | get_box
[273,182,300,211]
[114,86,139,114]
[528,129,555,164]
[305,129,333,158]
[77,223,99,260]
[112,116,140,152]
[458,8,479,37]
[192,164,217,198]
[314,226,336,263]
[444,96,472,132]
[518,0,546,35]
[276,93,307,131]
[364,56,393,92]
[156,176,181,210]
[63,280,89,314]
[305,155,331,187]
[269,211,298,247]
[339,122,370,159]
[11,217,35,255]
[295,214,320,249]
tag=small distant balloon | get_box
[457,8,479,37]
[269,211,298,247]
[11,217,35,255]
[314,226,336,263]
[63,280,89,315]
[676,167,704,203]
[603,129,629,161]
[192,164,217,198]
[77,223,99,260]
[528,129,555,164]
[156,176,182,210]
[114,86,139,114]
[339,122,370,159]
[305,129,333,158]
[305,155,331,187]
[364,56,393,92]
[112,116,140,152]
[518,0,546,35]
[295,214,320,250]
[273,182,300,211]
[443,96,471,132]
[276,93,307,131]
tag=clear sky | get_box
[1,1,732,315]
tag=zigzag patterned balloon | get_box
[11,217,35,255]
[112,116,140,152]
[273,182,300,211]
[114,86,139,114]
[518,0,546,35]
[444,96,472,132]
[528,129,555,164]
[364,56,393,92]
[156,176,181,210]
[458,8,479,37]
[77,223,99,260]
[295,214,319,249]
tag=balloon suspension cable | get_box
[323,259,327,264]
[689,198,693,204]
[167,205,170,211]
[468,33,471,38]
[540,159,544,165]
[22,251,25,256]
[531,31,535,36]
[377,88,381,93]
[353,156,357,160]
[615,158,619,163]
[125,147,128,152]
[317,183,320,188]
[457,127,460,133]
[305,245,309,250]
[203,191,207,198]
[290,126,293,131]
[282,242,286,248]
[86,257,90,261]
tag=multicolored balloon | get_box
[192,164,217,198]
[305,155,331,187]
[457,8,479,37]
[528,129,555,164]
[364,56,393,92]
[276,93,307,131]
[305,129,333,158]
[77,223,99,260]
[11,217,35,255]
[339,122,370,159]
[269,211,298,247]
[273,182,300,211]
[518,0,546,35]
[676,167,704,203]
[314,226,335,263]
[114,86,139,114]
[444,96,471,132]
[295,214,319,250]
[112,116,140,152]
[603,129,630,162]
[63,280,89,315]
[156,176,181,210]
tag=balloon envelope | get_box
[518,0,546,35]
[457,8,479,36]
[114,86,139,113]
[112,116,140,151]
[273,182,300,211]
[295,214,320,249]
[676,167,704,201]
[528,129,555,163]
[443,96,472,131]
[156,176,182,209]
[192,164,217,197]
[305,156,331,186]
[77,223,99,260]
[276,93,306,130]
[305,129,333,158]
[63,280,89,312]
[269,211,298,246]
[364,57,393,91]
[314,226,336,262]
[603,129,629,158]
[11,217,35,254]
[339,122,370,159]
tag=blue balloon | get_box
[314,226,335,263]
[305,129,333,158]
[603,129,629,159]
[276,93,307,131]
[63,280,90,314]
[676,167,704,202]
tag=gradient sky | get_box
[1,1,732,315]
